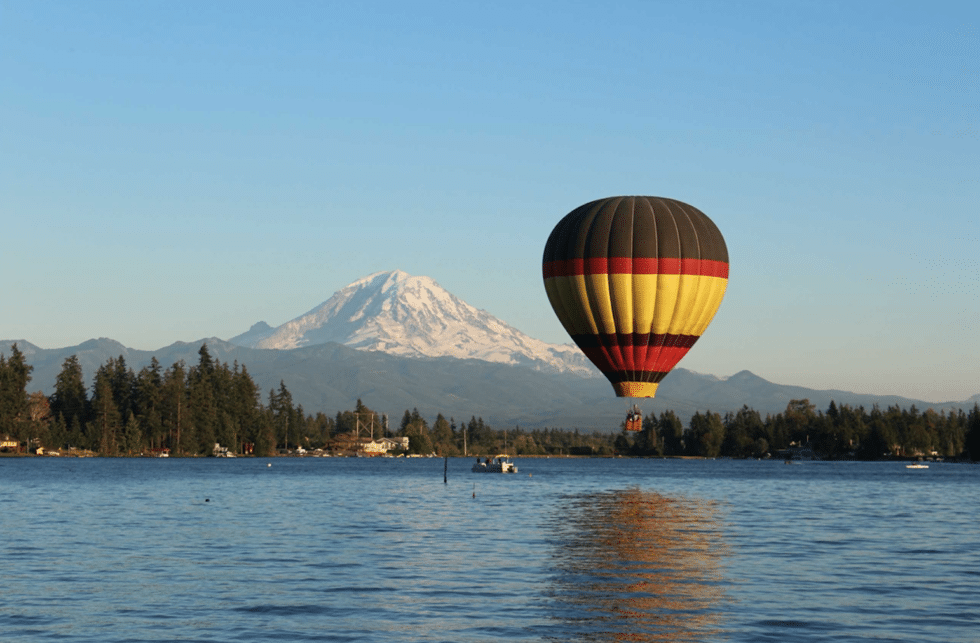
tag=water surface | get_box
[1,457,976,642]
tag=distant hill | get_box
[3,338,976,430]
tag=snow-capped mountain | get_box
[228,269,596,377]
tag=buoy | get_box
[205,498,210,502]
[267,463,272,467]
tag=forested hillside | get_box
[2,343,979,460]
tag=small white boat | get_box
[472,455,518,473]
[906,463,929,469]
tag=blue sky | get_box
[2,1,977,402]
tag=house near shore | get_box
[328,434,409,455]
[359,436,410,455]
[362,440,386,455]
[379,437,408,451]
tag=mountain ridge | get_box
[2,337,976,430]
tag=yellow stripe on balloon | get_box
[692,277,728,335]
[586,273,616,335]
[609,273,634,334]
[652,274,680,335]
[687,274,714,336]
[548,273,727,339]
[632,273,657,335]
[667,274,699,335]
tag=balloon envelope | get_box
[543,196,729,398]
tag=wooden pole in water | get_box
[444,456,448,484]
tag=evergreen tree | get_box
[188,345,218,454]
[688,411,725,457]
[722,406,762,458]
[254,410,276,456]
[430,413,455,455]
[68,415,84,450]
[632,413,660,455]
[466,416,492,452]
[613,431,631,455]
[0,344,33,440]
[404,414,433,455]
[90,373,121,455]
[857,407,897,459]
[232,363,262,452]
[399,409,413,433]
[49,414,68,452]
[270,381,294,450]
[50,355,89,433]
[122,411,143,455]
[135,358,164,450]
[106,356,136,422]
[161,361,187,455]
[658,410,685,455]
[308,412,334,448]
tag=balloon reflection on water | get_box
[545,488,731,641]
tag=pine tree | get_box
[232,363,261,452]
[404,414,433,455]
[90,374,121,455]
[0,344,33,440]
[50,355,89,432]
[688,411,725,457]
[270,381,293,451]
[106,356,136,422]
[188,345,218,455]
[658,410,685,455]
[122,411,143,455]
[135,358,164,450]
[430,413,455,455]
[49,414,68,451]
[161,362,187,455]
[632,412,660,456]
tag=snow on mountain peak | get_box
[229,269,595,376]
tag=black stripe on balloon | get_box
[571,333,700,349]
[604,371,671,384]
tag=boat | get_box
[472,455,518,473]
[906,463,929,469]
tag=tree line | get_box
[624,399,980,460]
[2,343,979,459]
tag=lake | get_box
[1,457,977,642]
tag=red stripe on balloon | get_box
[543,258,728,279]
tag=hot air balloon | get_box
[542,197,729,430]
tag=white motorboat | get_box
[472,455,518,473]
